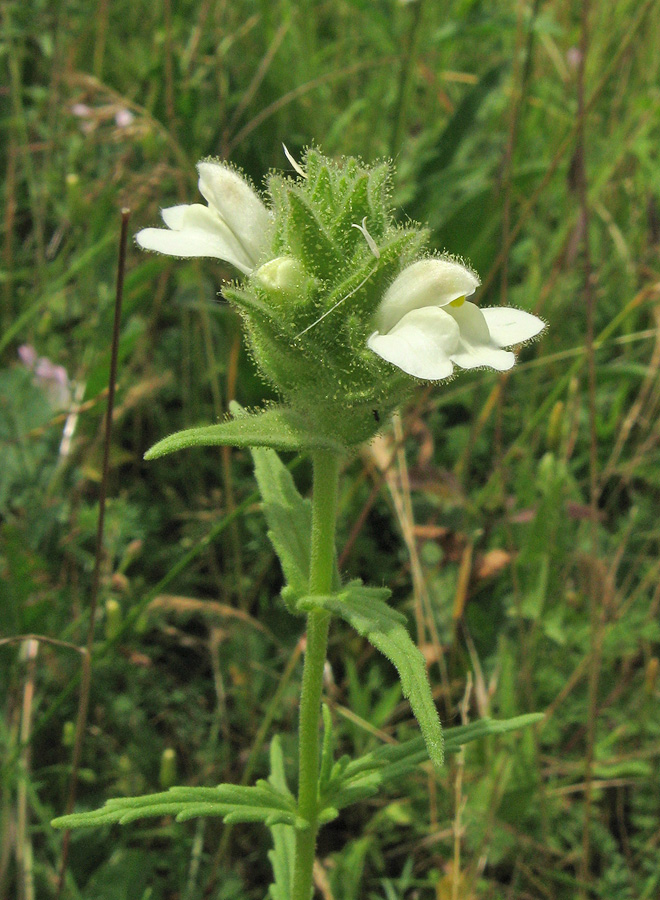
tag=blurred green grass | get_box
[1,0,660,898]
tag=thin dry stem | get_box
[56,210,130,898]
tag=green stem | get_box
[291,449,340,900]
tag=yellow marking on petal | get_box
[450,295,466,307]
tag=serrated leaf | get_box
[298,581,444,769]
[144,405,342,458]
[51,781,306,831]
[325,713,544,812]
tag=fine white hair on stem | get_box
[282,143,307,179]
[351,217,380,258]
[295,267,377,339]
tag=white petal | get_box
[480,307,546,347]
[161,203,239,243]
[137,203,255,272]
[161,204,193,230]
[445,302,515,370]
[367,307,460,380]
[375,258,480,333]
[451,344,515,371]
[135,225,253,273]
[197,161,271,265]
[164,203,252,267]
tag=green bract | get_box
[225,150,425,446]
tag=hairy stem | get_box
[291,449,340,900]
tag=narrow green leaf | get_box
[443,713,544,747]
[239,404,341,609]
[417,65,503,182]
[250,444,312,608]
[267,735,293,797]
[298,582,444,769]
[267,737,297,900]
[319,704,336,791]
[330,779,383,811]
[144,405,342,458]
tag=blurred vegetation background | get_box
[2,0,660,897]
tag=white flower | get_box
[135,161,271,275]
[367,258,545,380]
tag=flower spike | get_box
[134,148,546,446]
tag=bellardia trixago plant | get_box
[53,148,545,900]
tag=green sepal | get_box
[317,226,425,329]
[304,147,328,187]
[366,161,392,235]
[310,163,334,209]
[285,190,341,280]
[144,405,343,459]
[297,581,444,770]
[51,780,307,831]
[334,174,372,249]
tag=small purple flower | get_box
[115,108,135,128]
[18,344,37,367]
[18,345,72,410]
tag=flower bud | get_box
[62,720,76,747]
[159,747,177,789]
[537,452,567,493]
[546,400,565,451]
[254,256,311,304]
[104,598,122,641]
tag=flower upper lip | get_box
[135,161,271,275]
[368,258,546,380]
